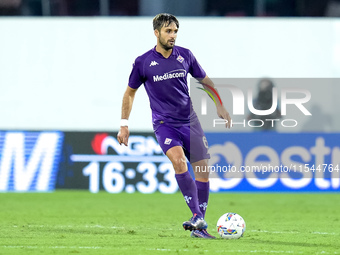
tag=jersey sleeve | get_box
[188,50,206,79]
[128,57,145,89]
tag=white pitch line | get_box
[20,224,176,231]
[311,231,337,235]
[2,246,103,249]
[250,230,299,234]
[251,230,338,235]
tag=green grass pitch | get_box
[0,191,339,254]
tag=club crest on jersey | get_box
[150,61,159,67]
[164,138,172,145]
[176,55,184,63]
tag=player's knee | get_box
[196,177,209,182]
[194,170,210,181]
[172,157,187,174]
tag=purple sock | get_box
[196,181,209,218]
[175,171,203,218]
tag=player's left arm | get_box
[199,75,232,129]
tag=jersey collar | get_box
[152,46,177,59]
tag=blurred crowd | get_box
[0,0,340,17]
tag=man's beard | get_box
[159,36,174,51]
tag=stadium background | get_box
[1,1,340,254]
[1,0,339,193]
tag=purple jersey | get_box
[128,46,206,126]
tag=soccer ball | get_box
[216,213,246,239]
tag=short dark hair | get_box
[153,13,179,31]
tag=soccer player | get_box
[117,13,231,239]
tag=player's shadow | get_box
[37,227,117,235]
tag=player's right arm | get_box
[117,86,138,146]
[118,54,145,145]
